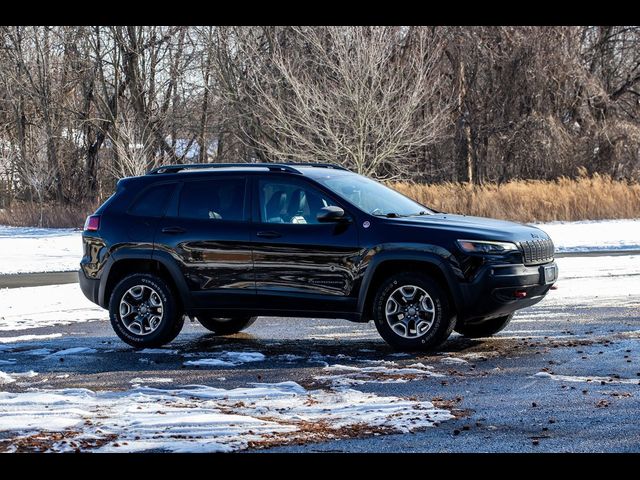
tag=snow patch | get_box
[535,219,640,253]
[0,284,105,331]
[0,381,453,452]
[534,371,639,385]
[0,225,81,274]
[129,377,173,384]
[184,359,235,368]
[46,347,98,358]
[545,256,640,307]
[439,357,469,365]
[183,351,266,368]
[0,371,15,384]
[275,354,304,362]
[316,362,443,387]
[135,348,179,355]
[0,334,62,343]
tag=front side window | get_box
[178,178,246,221]
[258,178,338,225]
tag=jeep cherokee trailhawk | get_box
[79,163,558,351]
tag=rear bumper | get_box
[78,269,100,306]
[459,261,557,322]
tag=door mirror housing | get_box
[317,205,349,223]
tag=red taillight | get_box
[84,215,100,231]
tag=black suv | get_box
[79,163,558,351]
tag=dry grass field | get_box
[392,174,640,223]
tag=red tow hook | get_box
[514,290,527,298]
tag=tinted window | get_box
[129,183,175,217]
[258,178,338,224]
[179,178,246,221]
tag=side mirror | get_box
[317,205,349,223]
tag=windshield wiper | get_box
[373,211,432,218]
[372,212,405,218]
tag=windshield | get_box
[313,173,433,217]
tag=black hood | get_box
[386,213,551,243]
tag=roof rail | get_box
[146,162,349,175]
[285,162,348,171]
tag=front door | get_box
[251,175,361,313]
[154,176,255,309]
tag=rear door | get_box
[154,175,255,309]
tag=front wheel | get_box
[109,273,184,348]
[455,313,514,338]
[197,315,257,335]
[372,273,456,351]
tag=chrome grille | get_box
[520,238,554,265]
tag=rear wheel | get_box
[455,313,514,338]
[109,273,184,348]
[197,315,257,335]
[372,273,456,351]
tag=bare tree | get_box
[221,26,451,178]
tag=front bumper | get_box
[459,260,557,322]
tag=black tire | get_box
[455,313,514,338]
[108,273,184,348]
[372,273,456,351]
[197,315,257,335]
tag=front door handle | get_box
[161,226,186,234]
[256,230,282,239]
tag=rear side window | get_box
[129,183,176,217]
[179,178,246,221]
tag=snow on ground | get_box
[0,381,453,453]
[439,357,470,365]
[534,219,640,253]
[0,334,62,343]
[184,351,266,368]
[0,225,81,274]
[135,348,179,355]
[0,283,105,331]
[534,371,640,385]
[129,377,173,385]
[315,362,444,387]
[543,255,640,307]
[0,219,638,274]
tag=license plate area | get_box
[542,264,558,285]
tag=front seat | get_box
[265,190,287,223]
[287,189,307,223]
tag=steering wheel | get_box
[371,208,382,215]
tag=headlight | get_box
[456,239,519,254]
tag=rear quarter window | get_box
[128,183,176,217]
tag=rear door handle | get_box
[256,230,282,239]
[161,226,186,234]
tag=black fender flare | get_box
[98,247,192,310]
[356,248,465,317]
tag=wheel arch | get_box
[358,251,464,321]
[99,249,191,310]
